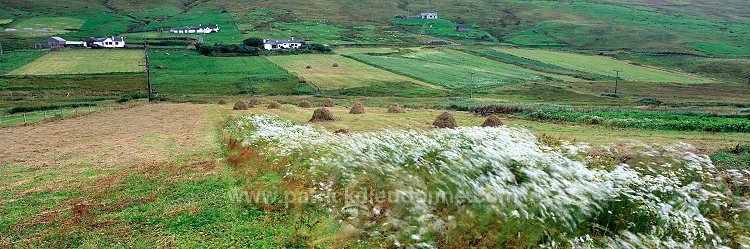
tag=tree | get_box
[243,37,264,47]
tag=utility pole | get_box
[613,70,621,94]
[0,42,3,59]
[468,70,475,99]
[140,39,153,102]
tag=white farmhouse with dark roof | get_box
[421,12,438,19]
[263,39,305,50]
[84,36,125,48]
[169,24,220,34]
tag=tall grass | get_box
[227,115,749,248]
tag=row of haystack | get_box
[220,98,502,128]
[433,112,503,128]
[228,99,282,110]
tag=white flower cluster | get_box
[231,115,747,248]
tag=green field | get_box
[10,17,85,37]
[266,54,436,90]
[0,50,47,74]
[391,18,495,42]
[347,48,582,90]
[494,48,711,83]
[135,11,244,44]
[8,50,144,75]
[150,51,310,95]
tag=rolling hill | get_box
[1,0,749,55]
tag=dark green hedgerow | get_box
[7,103,97,114]
[438,98,750,133]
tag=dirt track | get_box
[0,103,216,168]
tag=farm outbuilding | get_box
[43,36,66,48]
[456,24,470,32]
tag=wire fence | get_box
[0,104,119,127]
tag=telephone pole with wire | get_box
[468,70,475,99]
[139,39,154,102]
[613,70,621,94]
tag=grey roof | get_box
[92,37,124,42]
[49,36,66,42]
[457,24,469,28]
[171,24,219,30]
[264,39,305,45]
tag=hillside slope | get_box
[0,0,748,55]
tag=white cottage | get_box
[169,24,220,34]
[263,39,305,50]
[85,36,125,48]
[421,12,438,19]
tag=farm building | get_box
[456,24,470,32]
[421,12,438,19]
[169,24,220,34]
[263,39,305,50]
[43,36,66,48]
[84,37,126,48]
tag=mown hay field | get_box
[266,54,437,90]
[347,48,583,90]
[494,48,712,83]
[8,50,144,75]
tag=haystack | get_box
[306,64,313,69]
[218,99,228,105]
[433,112,457,128]
[267,101,282,109]
[349,102,365,114]
[322,98,335,107]
[249,98,262,106]
[233,100,249,110]
[334,129,350,134]
[481,115,504,127]
[310,107,336,122]
[386,104,406,113]
[298,100,311,108]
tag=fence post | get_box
[44,110,47,120]
[75,107,78,115]
[23,113,27,123]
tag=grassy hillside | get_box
[2,0,750,55]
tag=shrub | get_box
[233,101,249,110]
[349,102,365,114]
[196,43,261,56]
[387,104,406,113]
[637,98,664,106]
[481,115,504,127]
[576,115,605,125]
[332,63,339,67]
[310,108,336,122]
[741,108,750,113]
[433,112,457,128]
[298,100,311,108]
[601,92,619,98]
[267,101,282,109]
[8,103,96,114]
[322,98,335,107]
[218,99,228,105]
[243,37,264,47]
